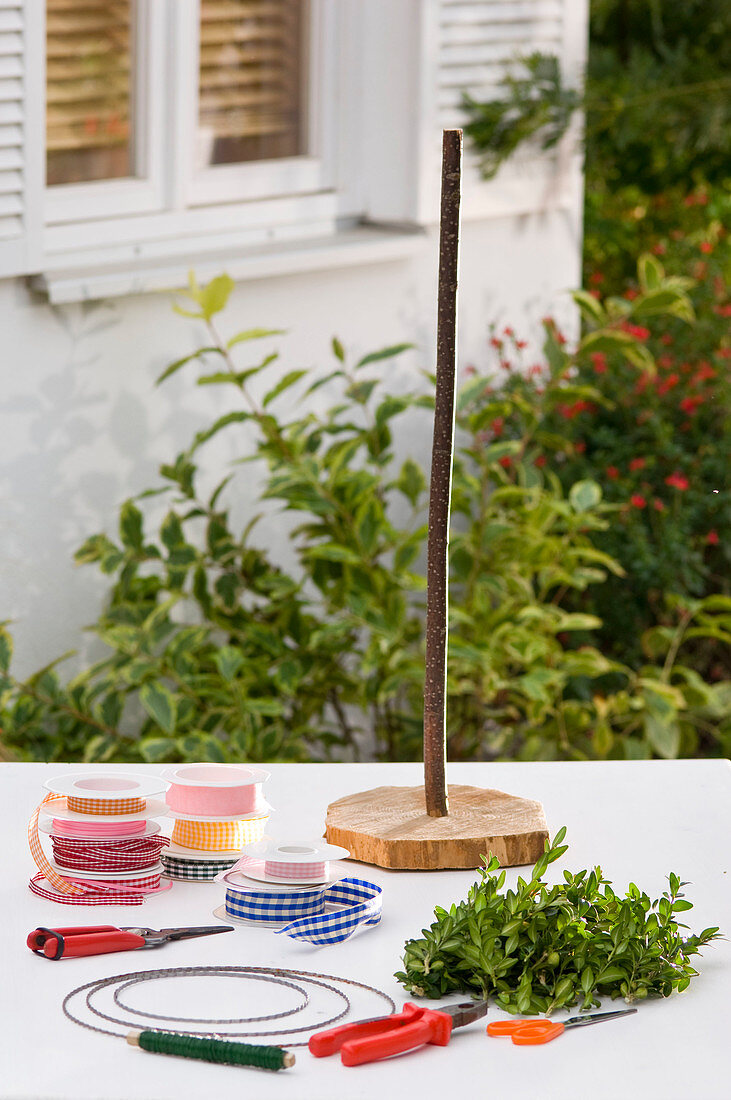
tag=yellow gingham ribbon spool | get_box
[66,795,146,816]
[171,816,268,852]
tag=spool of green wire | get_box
[127,1030,295,1070]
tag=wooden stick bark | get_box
[424,129,462,818]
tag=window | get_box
[0,1,587,296]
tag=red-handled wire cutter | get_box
[27,924,233,960]
[309,1000,488,1066]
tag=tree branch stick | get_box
[424,129,462,818]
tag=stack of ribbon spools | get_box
[28,773,170,904]
[161,764,272,882]
[213,837,383,945]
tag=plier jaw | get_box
[438,1000,489,1028]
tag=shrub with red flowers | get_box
[477,240,731,690]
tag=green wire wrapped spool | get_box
[127,1030,295,1070]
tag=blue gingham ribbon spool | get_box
[221,877,383,946]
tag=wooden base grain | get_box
[325,784,548,869]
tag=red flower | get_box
[660,334,674,346]
[714,304,731,317]
[693,363,716,383]
[665,472,689,491]
[624,288,640,301]
[717,348,731,359]
[559,399,591,420]
[491,417,504,437]
[699,242,713,255]
[590,352,608,374]
[606,466,620,480]
[706,530,720,545]
[574,441,586,454]
[556,331,567,346]
[463,365,476,377]
[503,326,514,337]
[498,455,512,469]
[528,364,543,376]
[679,395,704,414]
[490,336,503,349]
[651,243,667,256]
[653,499,665,512]
[629,457,646,472]
[630,494,647,509]
[656,372,680,395]
[516,339,527,349]
[589,271,604,286]
[500,359,512,371]
[534,454,547,468]
[620,321,651,340]
[658,354,674,369]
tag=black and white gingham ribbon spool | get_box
[161,852,237,882]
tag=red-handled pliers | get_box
[309,1000,488,1066]
[27,924,233,960]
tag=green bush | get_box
[1,271,729,764]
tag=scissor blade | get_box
[158,925,234,941]
[564,1008,637,1028]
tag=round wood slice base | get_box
[325,785,548,870]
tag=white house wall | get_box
[1,205,581,679]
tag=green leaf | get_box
[140,681,178,735]
[396,459,426,507]
[262,369,308,407]
[644,712,681,759]
[139,737,178,763]
[227,328,285,349]
[637,252,664,291]
[156,347,222,385]
[573,289,607,325]
[213,645,245,682]
[332,336,345,362]
[0,629,13,674]
[355,343,414,369]
[195,274,235,320]
[119,500,144,550]
[569,480,602,512]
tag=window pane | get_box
[46,0,136,186]
[197,0,307,170]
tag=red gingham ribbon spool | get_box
[66,795,146,816]
[60,870,164,893]
[51,835,169,874]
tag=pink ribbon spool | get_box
[52,818,147,838]
[263,859,327,881]
[163,764,270,816]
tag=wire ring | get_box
[62,965,396,1048]
[113,971,309,1026]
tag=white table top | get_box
[3,759,730,1100]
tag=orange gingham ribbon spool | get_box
[171,816,268,852]
[66,795,145,816]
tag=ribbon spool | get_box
[162,764,271,817]
[44,773,166,812]
[29,774,169,905]
[171,816,268,852]
[214,876,383,946]
[224,837,350,885]
[161,846,238,883]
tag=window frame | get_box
[44,0,167,225]
[45,0,337,236]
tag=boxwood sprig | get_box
[396,828,719,1014]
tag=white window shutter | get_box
[432,0,586,221]
[0,0,44,279]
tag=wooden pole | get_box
[424,129,462,818]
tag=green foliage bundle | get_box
[397,828,720,1014]
[0,268,729,765]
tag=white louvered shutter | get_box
[0,0,43,278]
[435,0,583,219]
[436,0,565,124]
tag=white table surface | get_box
[2,759,730,1100]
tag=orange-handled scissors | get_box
[487,1007,636,1045]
